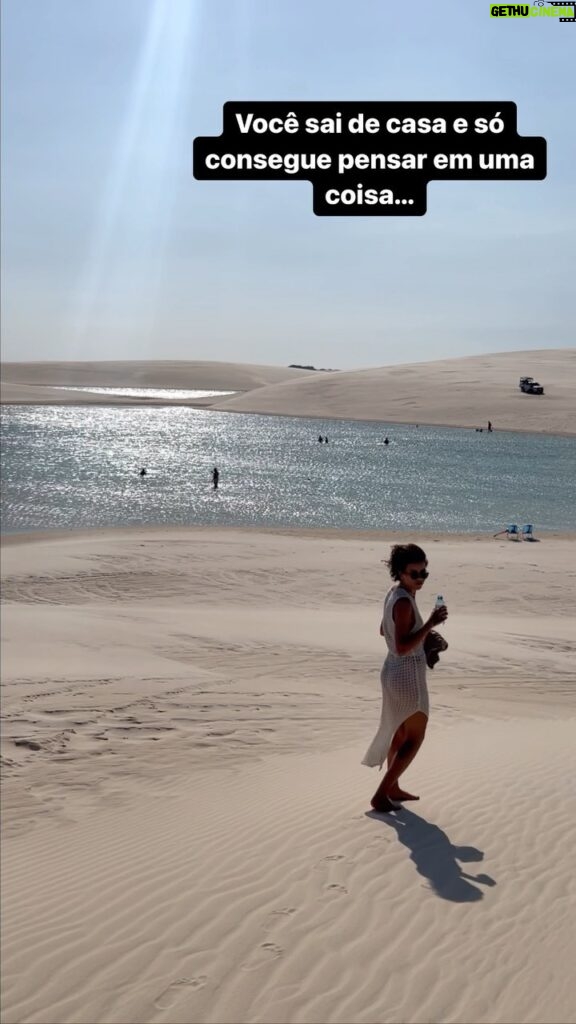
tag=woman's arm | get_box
[393,597,436,655]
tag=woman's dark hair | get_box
[386,543,428,581]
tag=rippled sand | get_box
[2,527,575,1023]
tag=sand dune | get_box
[2,527,576,1023]
[214,349,576,435]
[0,360,313,406]
[2,350,574,434]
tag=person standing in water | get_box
[212,466,219,490]
[362,543,448,812]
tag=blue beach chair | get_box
[493,524,520,540]
[521,524,535,541]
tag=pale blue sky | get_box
[2,0,575,368]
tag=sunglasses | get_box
[406,569,429,580]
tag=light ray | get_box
[69,0,201,353]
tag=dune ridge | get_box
[213,348,575,435]
[0,360,314,407]
[2,350,574,434]
[0,360,313,390]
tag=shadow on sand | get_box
[366,807,496,902]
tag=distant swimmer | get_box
[384,437,389,446]
[318,435,324,443]
[212,466,220,490]
[139,467,147,476]
[324,436,329,443]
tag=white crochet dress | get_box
[362,585,429,770]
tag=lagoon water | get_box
[51,386,237,399]
[1,405,575,534]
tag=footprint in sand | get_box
[324,883,348,897]
[314,855,353,899]
[154,976,207,1009]
[367,833,393,846]
[241,942,283,971]
[263,907,298,932]
[14,739,42,751]
[314,854,355,871]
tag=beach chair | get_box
[492,524,520,540]
[521,524,535,541]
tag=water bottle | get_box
[435,594,445,609]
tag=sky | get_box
[1,0,575,369]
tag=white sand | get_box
[2,349,575,434]
[0,361,311,407]
[2,527,575,1024]
[215,349,576,436]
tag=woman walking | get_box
[362,543,448,812]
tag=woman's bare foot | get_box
[370,794,397,813]
[389,786,420,801]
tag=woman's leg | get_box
[371,712,428,811]
[386,723,405,771]
[382,724,419,801]
[368,725,404,812]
